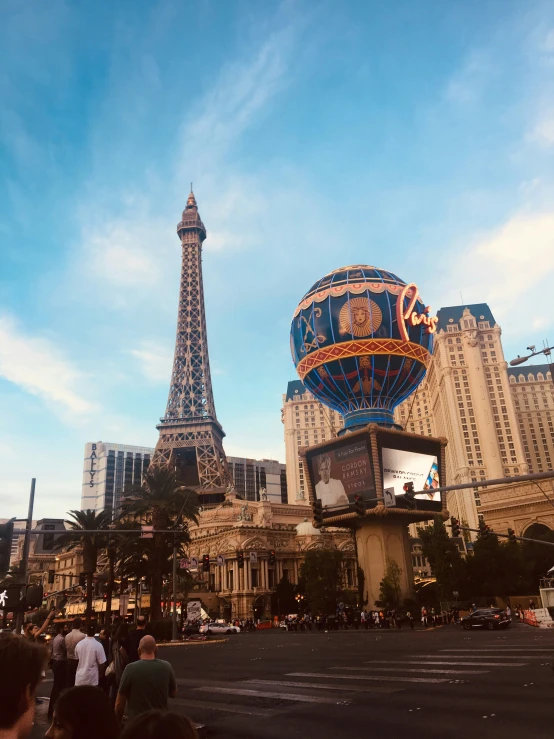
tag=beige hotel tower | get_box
[282,303,554,535]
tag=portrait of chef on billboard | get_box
[314,453,349,507]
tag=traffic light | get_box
[79,572,86,588]
[354,495,366,516]
[202,554,210,572]
[402,482,416,509]
[0,585,22,611]
[478,520,491,538]
[508,528,516,542]
[0,518,15,573]
[25,585,43,609]
[450,517,461,537]
[237,551,244,569]
[313,498,323,527]
[48,570,55,584]
[268,550,276,566]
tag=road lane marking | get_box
[288,672,449,684]
[440,648,553,652]
[330,666,487,675]
[173,697,274,717]
[415,654,545,660]
[365,660,526,667]
[194,687,347,704]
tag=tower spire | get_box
[153,192,229,500]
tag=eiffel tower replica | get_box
[153,190,230,503]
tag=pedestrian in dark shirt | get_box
[48,623,67,719]
[127,616,148,663]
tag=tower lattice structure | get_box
[153,191,230,498]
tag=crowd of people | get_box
[281,606,462,631]
[0,616,197,739]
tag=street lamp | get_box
[510,344,554,387]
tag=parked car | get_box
[182,622,201,637]
[199,621,240,635]
[461,608,511,630]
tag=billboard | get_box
[381,447,440,501]
[307,437,375,514]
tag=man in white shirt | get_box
[65,617,85,687]
[75,624,106,686]
[315,454,348,507]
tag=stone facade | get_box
[478,478,554,536]
[187,489,357,619]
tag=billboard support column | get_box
[355,517,414,610]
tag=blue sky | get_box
[1,0,554,520]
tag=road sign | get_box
[249,551,258,564]
[187,600,202,621]
[216,554,225,566]
[179,558,190,570]
[189,556,199,570]
[383,487,396,508]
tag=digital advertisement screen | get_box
[307,438,375,511]
[381,447,440,501]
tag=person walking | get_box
[75,624,107,687]
[65,617,85,687]
[115,635,177,722]
[48,623,67,720]
[109,622,130,708]
[407,611,414,629]
[127,616,148,663]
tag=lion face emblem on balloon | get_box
[339,297,382,337]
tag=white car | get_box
[199,621,240,635]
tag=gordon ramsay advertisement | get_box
[307,437,376,513]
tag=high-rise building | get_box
[227,456,287,503]
[81,441,153,513]
[153,191,229,503]
[281,380,344,503]
[508,364,554,472]
[395,304,527,531]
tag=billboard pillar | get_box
[355,515,414,609]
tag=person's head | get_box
[72,618,82,631]
[99,627,110,640]
[138,635,157,659]
[115,622,129,641]
[0,633,48,739]
[317,454,331,484]
[45,686,119,739]
[55,623,65,635]
[86,624,96,637]
[137,615,147,629]
[120,710,198,739]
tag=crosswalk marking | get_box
[288,672,449,684]
[415,653,546,659]
[245,680,367,692]
[173,697,274,717]
[366,660,525,667]
[440,648,553,652]
[330,666,487,675]
[194,686,347,704]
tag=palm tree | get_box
[55,509,113,627]
[123,464,199,621]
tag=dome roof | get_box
[296,517,321,536]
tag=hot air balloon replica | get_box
[290,265,447,608]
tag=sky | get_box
[1,0,554,521]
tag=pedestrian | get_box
[0,633,48,739]
[128,616,148,663]
[506,604,512,618]
[407,611,414,629]
[75,624,107,687]
[120,709,198,739]
[23,608,56,642]
[115,635,177,722]
[48,623,67,719]
[529,598,536,610]
[45,685,119,739]
[65,617,85,688]
[109,622,130,707]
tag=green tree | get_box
[299,549,343,615]
[271,575,297,616]
[123,466,198,620]
[417,516,468,600]
[466,527,530,599]
[55,509,113,626]
[378,558,402,608]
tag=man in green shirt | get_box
[115,635,177,722]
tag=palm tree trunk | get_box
[150,534,163,621]
[105,546,115,626]
[86,572,94,627]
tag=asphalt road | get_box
[34,622,554,739]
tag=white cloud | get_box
[129,342,173,383]
[87,222,163,286]
[444,52,495,105]
[436,211,554,337]
[529,113,554,146]
[0,316,94,414]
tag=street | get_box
[35,622,554,739]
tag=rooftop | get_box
[507,363,552,380]
[436,303,496,332]
[285,380,308,401]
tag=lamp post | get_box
[510,344,554,388]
